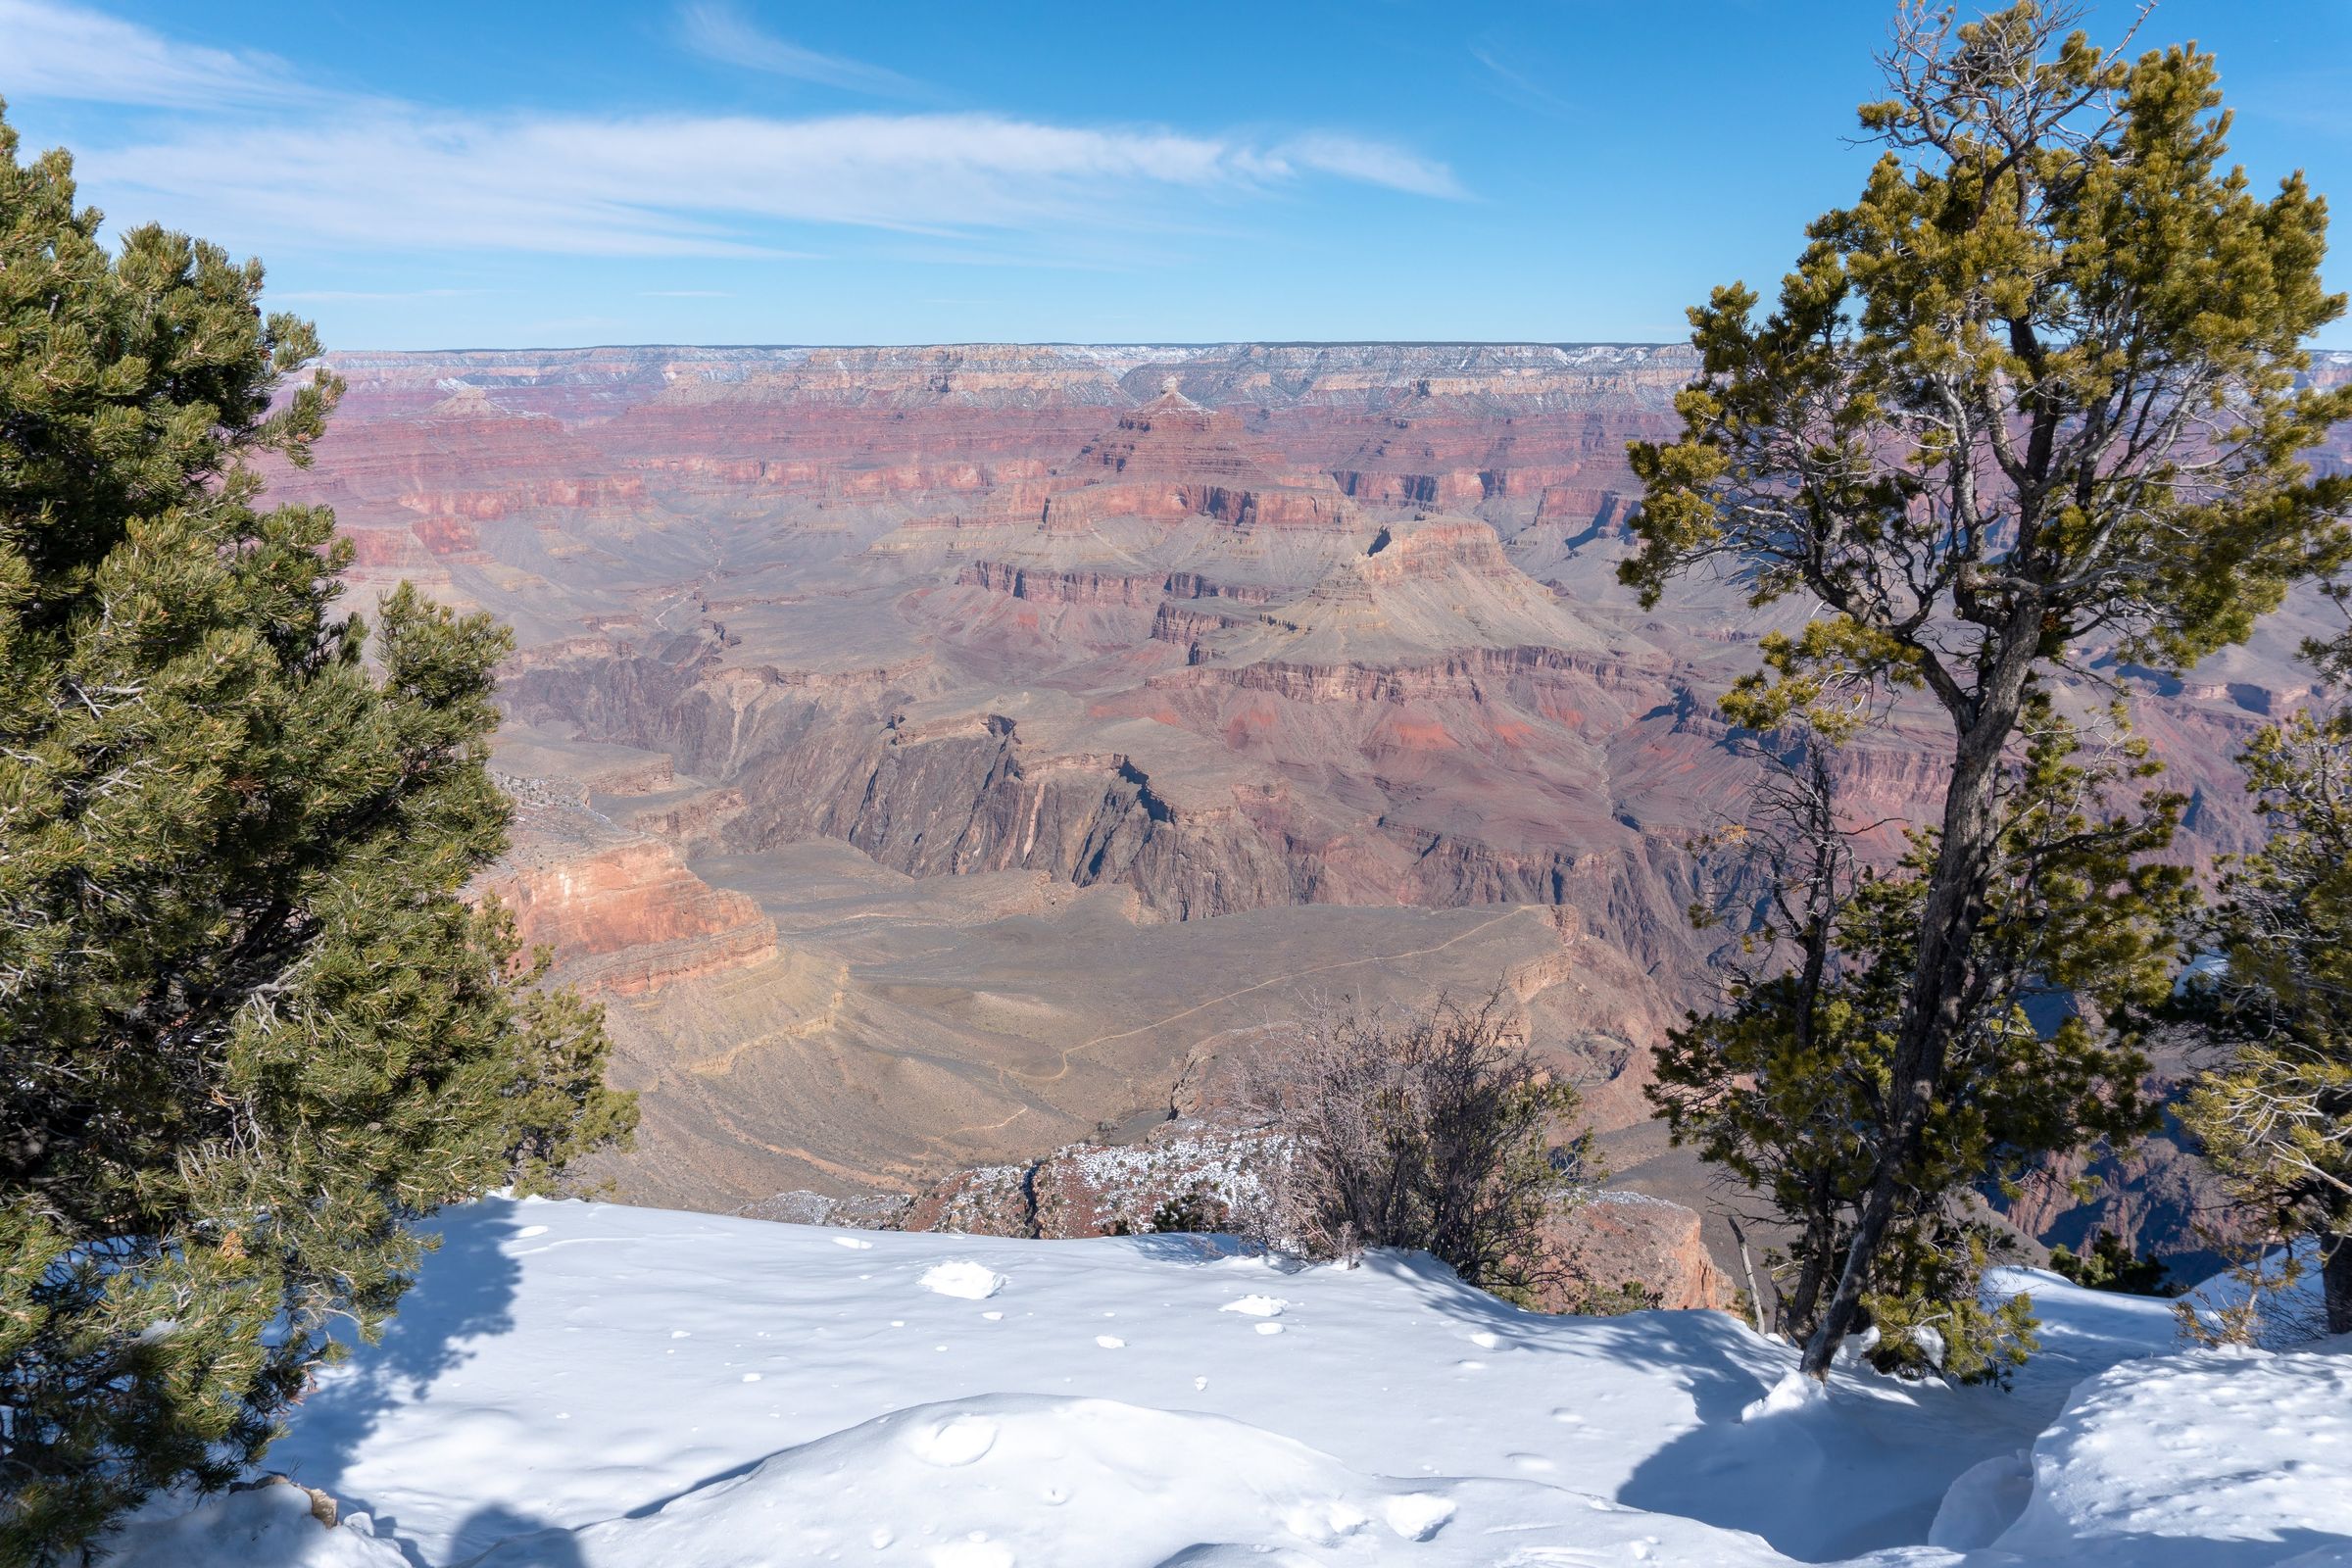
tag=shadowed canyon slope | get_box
[277,342,2352,1239]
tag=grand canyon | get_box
[274,340,2352,1272]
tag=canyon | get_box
[274,341,2352,1275]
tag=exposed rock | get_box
[483,802,777,998]
[738,1189,915,1229]
[1029,1129,1285,1239]
[904,1163,1035,1237]
[270,340,2352,1268]
[1539,1191,1738,1313]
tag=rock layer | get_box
[280,342,2352,1275]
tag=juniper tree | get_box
[0,108,635,1562]
[1652,708,2183,1381]
[1625,1,2352,1379]
[2180,702,2352,1333]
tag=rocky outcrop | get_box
[1537,1192,1739,1313]
[888,1130,1731,1316]
[903,1163,1037,1237]
[485,798,776,997]
[897,1130,1283,1241]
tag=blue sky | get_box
[4,0,2349,349]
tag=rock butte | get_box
[283,342,2352,1273]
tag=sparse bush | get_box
[1107,1188,1232,1237]
[1575,1280,1666,1316]
[1245,995,1596,1306]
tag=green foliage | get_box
[2047,1229,2174,1297]
[2180,704,2352,1330]
[1862,1221,2040,1386]
[1623,0,2348,1377]
[0,106,635,1562]
[1651,707,2181,1379]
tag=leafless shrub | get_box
[1242,993,1597,1304]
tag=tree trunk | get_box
[1798,641,2036,1381]
[2327,1232,2352,1338]
[1727,1215,1770,1336]
[1782,1200,1836,1339]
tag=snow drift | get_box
[95,1198,2350,1567]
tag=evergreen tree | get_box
[0,109,636,1562]
[1653,708,2183,1382]
[2180,703,2352,1333]
[1625,1,2352,1379]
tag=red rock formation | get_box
[273,340,2352,1269]
[485,800,776,998]
[1537,1192,1739,1314]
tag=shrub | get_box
[2048,1230,2175,1298]
[1246,995,1595,1305]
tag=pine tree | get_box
[0,108,636,1562]
[1624,1,2352,1379]
[2180,703,2352,1334]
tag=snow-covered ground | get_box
[102,1197,2351,1567]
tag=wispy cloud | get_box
[676,1,927,99]
[1269,133,1466,201]
[1469,41,1577,122]
[11,1,1463,262]
[0,0,311,108]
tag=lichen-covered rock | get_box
[1029,1129,1286,1239]
[737,1189,914,1229]
[904,1163,1036,1237]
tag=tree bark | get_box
[2327,1231,2352,1338]
[1798,633,2037,1380]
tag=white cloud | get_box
[1469,42,1578,122]
[676,2,926,98]
[1271,133,1467,201]
[13,2,1464,260]
[0,0,309,108]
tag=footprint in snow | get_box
[908,1412,998,1467]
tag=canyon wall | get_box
[279,342,2352,1275]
